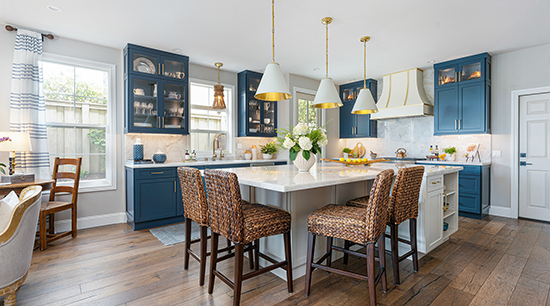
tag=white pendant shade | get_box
[352,88,378,114]
[312,78,342,109]
[255,62,291,101]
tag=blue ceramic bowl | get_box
[443,222,449,231]
[153,152,167,163]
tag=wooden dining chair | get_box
[38,157,82,251]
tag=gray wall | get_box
[491,43,550,210]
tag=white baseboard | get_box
[489,206,512,218]
[54,212,127,232]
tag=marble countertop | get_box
[415,160,491,166]
[222,163,462,192]
[125,158,287,169]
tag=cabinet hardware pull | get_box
[455,72,458,83]
[431,181,440,185]
[158,63,161,75]
[162,64,165,76]
[458,71,461,82]
[174,181,176,193]
[158,117,161,128]
[455,119,457,130]
[458,119,461,130]
[150,172,164,174]
[162,117,165,128]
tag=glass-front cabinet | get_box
[339,79,378,139]
[124,44,189,134]
[436,54,487,87]
[238,70,277,137]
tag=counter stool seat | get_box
[307,204,371,245]
[243,203,290,244]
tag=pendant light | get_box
[212,62,226,109]
[254,0,292,101]
[352,36,378,114]
[312,17,342,109]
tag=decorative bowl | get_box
[153,150,167,163]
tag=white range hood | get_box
[371,68,433,120]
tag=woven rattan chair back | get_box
[177,167,209,227]
[389,166,424,225]
[364,169,395,243]
[204,169,245,244]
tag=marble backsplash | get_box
[125,134,278,162]
[344,116,492,162]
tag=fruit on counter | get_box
[346,158,352,163]
[339,157,345,161]
[440,153,446,160]
[362,158,368,162]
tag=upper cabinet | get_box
[237,70,277,137]
[434,53,491,135]
[339,79,378,138]
[124,44,189,134]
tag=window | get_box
[42,54,116,190]
[297,92,318,126]
[189,81,233,154]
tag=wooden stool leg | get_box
[254,239,260,271]
[48,213,55,234]
[39,212,47,251]
[283,231,293,293]
[390,223,401,285]
[184,219,192,270]
[378,234,387,293]
[304,232,316,297]
[326,237,333,268]
[366,243,377,306]
[233,244,244,306]
[199,225,208,286]
[343,240,350,265]
[410,218,419,272]
[208,233,219,294]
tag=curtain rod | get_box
[5,25,55,40]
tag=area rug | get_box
[150,221,209,246]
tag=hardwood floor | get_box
[3,216,550,305]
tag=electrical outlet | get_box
[492,150,502,158]
[237,143,243,149]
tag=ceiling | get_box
[2,0,550,84]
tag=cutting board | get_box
[351,142,366,158]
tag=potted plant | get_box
[260,141,278,159]
[342,147,351,160]
[277,122,328,172]
[443,147,457,161]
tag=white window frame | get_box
[292,87,327,159]
[189,78,235,156]
[42,53,117,192]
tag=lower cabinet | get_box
[126,167,186,230]
[458,165,491,219]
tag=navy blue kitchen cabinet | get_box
[238,70,277,137]
[339,79,378,138]
[126,167,190,230]
[124,44,189,134]
[434,53,491,135]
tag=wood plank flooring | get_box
[3,216,549,305]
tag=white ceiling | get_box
[2,0,550,84]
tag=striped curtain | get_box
[9,29,50,179]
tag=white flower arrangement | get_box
[277,122,329,161]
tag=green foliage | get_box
[0,163,6,175]
[260,142,278,155]
[87,129,106,153]
[276,121,330,161]
[44,73,107,104]
[342,147,352,153]
[297,99,317,125]
[443,147,457,155]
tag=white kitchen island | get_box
[224,162,462,280]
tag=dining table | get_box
[0,179,55,197]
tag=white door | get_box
[519,93,550,221]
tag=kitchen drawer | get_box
[427,175,444,192]
[459,194,480,214]
[136,167,177,179]
[459,175,481,194]
[460,165,481,176]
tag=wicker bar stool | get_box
[204,169,293,306]
[305,169,394,305]
[177,167,247,286]
[345,166,425,285]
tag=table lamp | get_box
[0,132,32,176]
